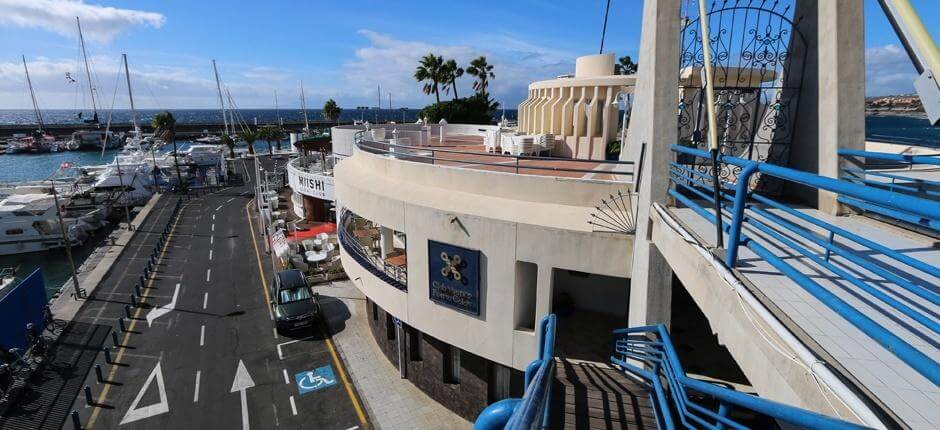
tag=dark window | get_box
[408,327,422,362]
[372,302,378,322]
[444,345,460,384]
[386,314,396,341]
[5,228,23,235]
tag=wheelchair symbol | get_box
[295,365,337,395]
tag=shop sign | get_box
[288,165,335,201]
[428,240,481,315]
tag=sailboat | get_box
[68,16,120,151]
[300,81,310,135]
[7,56,60,154]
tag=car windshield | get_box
[279,287,312,304]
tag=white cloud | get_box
[866,44,918,96]
[343,29,578,108]
[0,0,165,42]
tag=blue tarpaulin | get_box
[0,268,48,351]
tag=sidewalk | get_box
[314,280,471,430]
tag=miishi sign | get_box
[428,240,481,315]
[288,165,335,201]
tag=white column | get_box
[625,0,681,328]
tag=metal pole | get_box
[697,0,724,248]
[50,174,82,299]
[212,60,229,136]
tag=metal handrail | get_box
[354,137,634,181]
[611,325,868,430]
[337,209,407,291]
[669,144,940,386]
[474,314,556,430]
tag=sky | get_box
[0,0,937,111]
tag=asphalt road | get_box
[66,157,367,430]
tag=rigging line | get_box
[101,62,124,159]
[599,0,612,54]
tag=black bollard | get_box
[130,293,137,308]
[84,386,93,406]
[143,267,150,279]
[103,347,113,364]
[125,304,132,319]
[94,364,103,383]
[118,317,127,332]
[139,275,145,287]
[70,411,82,430]
[111,331,120,347]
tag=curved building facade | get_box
[333,127,635,418]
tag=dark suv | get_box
[272,269,320,333]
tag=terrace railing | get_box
[337,209,407,291]
[838,148,940,231]
[669,144,940,387]
[611,325,867,430]
[474,314,556,430]
[354,134,634,182]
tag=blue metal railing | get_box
[474,314,556,430]
[669,144,940,386]
[611,325,868,430]
[838,148,940,230]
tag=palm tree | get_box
[237,129,258,156]
[615,56,638,75]
[220,133,236,158]
[466,56,495,96]
[322,99,342,123]
[440,59,464,100]
[257,127,283,156]
[152,110,183,189]
[414,53,444,103]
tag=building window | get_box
[5,228,23,235]
[444,345,460,384]
[489,363,512,402]
[514,261,538,330]
[386,314,396,341]
[371,302,378,322]
[408,327,422,362]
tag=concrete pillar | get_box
[623,0,681,328]
[785,0,820,206]
[380,226,394,258]
[817,0,865,214]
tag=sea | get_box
[0,108,936,296]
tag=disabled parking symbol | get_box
[294,365,337,395]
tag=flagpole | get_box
[697,0,724,248]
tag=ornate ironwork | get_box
[588,190,637,234]
[677,0,808,194]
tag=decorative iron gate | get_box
[677,0,808,193]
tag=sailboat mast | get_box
[77,17,98,120]
[22,55,44,132]
[212,60,229,135]
[123,54,139,136]
[300,81,310,133]
[274,90,282,127]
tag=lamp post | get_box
[697,0,724,248]
[50,163,83,299]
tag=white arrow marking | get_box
[231,360,256,430]
[120,361,169,425]
[145,283,181,327]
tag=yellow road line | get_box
[245,200,273,318]
[245,199,367,426]
[87,197,184,429]
[324,332,369,426]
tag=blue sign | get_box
[294,365,337,395]
[0,269,48,351]
[428,240,481,315]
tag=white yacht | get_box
[182,144,226,166]
[69,129,122,150]
[0,193,100,256]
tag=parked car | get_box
[271,269,320,333]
